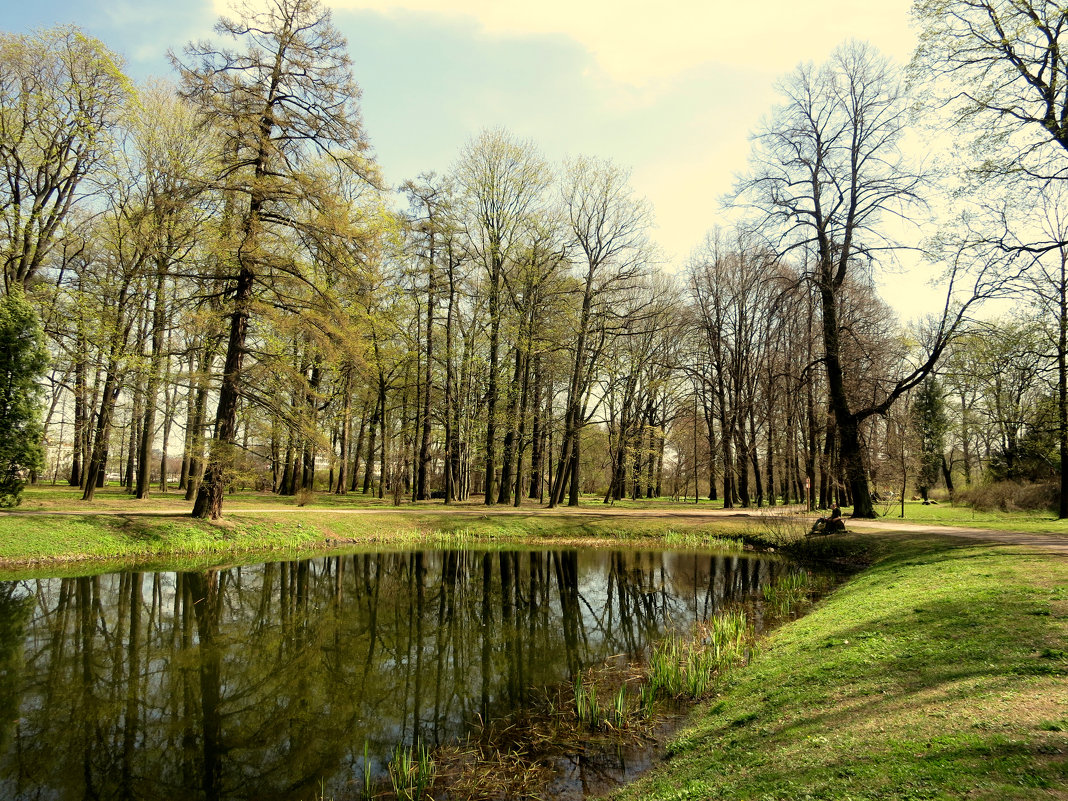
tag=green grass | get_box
[0,502,762,578]
[611,532,1068,800]
[0,513,332,576]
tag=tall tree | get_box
[734,41,970,518]
[174,0,377,519]
[127,84,215,499]
[550,156,651,507]
[911,376,948,501]
[914,1,1068,515]
[454,129,548,505]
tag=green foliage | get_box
[0,26,131,289]
[762,571,817,618]
[988,391,1061,483]
[0,289,47,507]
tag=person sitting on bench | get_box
[811,504,845,535]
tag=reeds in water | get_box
[388,742,435,801]
[646,609,753,699]
[573,677,603,730]
[762,570,817,618]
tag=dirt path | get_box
[843,517,1068,554]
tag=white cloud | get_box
[302,0,918,87]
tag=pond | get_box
[0,547,802,800]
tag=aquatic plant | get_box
[762,571,817,618]
[610,685,628,728]
[573,677,603,730]
[647,609,753,700]
[362,740,373,800]
[388,743,435,800]
[662,530,744,551]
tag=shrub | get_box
[954,480,1058,513]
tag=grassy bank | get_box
[0,505,763,577]
[612,533,1068,800]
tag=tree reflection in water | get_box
[0,548,787,800]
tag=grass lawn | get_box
[0,503,764,577]
[612,532,1068,801]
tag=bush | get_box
[954,481,1059,513]
[0,289,48,507]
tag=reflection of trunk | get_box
[412,553,426,741]
[122,573,144,796]
[78,577,99,799]
[433,550,458,740]
[554,551,581,678]
[479,553,493,732]
[499,552,522,702]
[185,571,223,801]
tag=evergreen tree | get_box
[0,289,48,506]
[912,376,948,501]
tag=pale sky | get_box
[7,0,934,311]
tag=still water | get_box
[0,547,794,800]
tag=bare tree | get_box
[913,0,1068,174]
[733,41,978,517]
[550,156,652,507]
[454,129,548,505]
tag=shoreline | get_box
[0,493,1064,574]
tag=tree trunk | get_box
[417,262,435,501]
[192,266,254,519]
[70,335,87,488]
[137,268,167,499]
[820,283,876,518]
